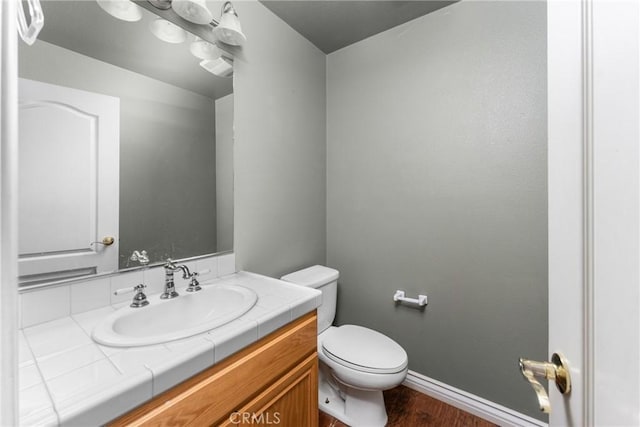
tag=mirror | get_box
[18,1,233,286]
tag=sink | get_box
[92,284,257,347]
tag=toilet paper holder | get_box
[393,290,428,307]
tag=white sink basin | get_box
[92,284,257,347]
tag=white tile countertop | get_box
[19,272,321,426]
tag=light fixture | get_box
[147,0,172,10]
[190,37,222,60]
[200,57,233,78]
[172,0,213,25]
[97,0,142,22]
[149,18,188,44]
[213,2,246,46]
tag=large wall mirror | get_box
[18,1,234,286]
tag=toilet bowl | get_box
[281,265,408,427]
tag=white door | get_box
[544,0,639,425]
[18,78,119,283]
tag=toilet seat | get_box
[321,325,408,374]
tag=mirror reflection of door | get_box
[18,78,119,284]
[19,1,234,278]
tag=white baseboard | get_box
[402,370,548,427]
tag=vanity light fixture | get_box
[190,37,222,60]
[149,17,188,43]
[213,1,246,46]
[200,56,233,78]
[146,0,246,47]
[146,0,172,10]
[96,0,143,22]
[172,0,213,25]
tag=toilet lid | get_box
[321,325,408,374]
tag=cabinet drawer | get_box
[110,311,317,426]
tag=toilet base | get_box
[318,365,388,427]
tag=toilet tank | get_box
[281,265,339,333]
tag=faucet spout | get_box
[176,264,192,280]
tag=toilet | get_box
[281,265,408,427]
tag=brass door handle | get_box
[519,352,571,413]
[101,236,115,246]
[90,236,115,248]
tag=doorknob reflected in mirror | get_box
[90,237,115,248]
[519,352,571,413]
[101,236,115,246]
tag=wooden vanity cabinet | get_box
[110,311,318,427]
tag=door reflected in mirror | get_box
[18,1,233,286]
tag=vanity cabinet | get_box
[110,311,318,427]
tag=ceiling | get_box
[35,1,456,99]
[36,1,232,100]
[259,1,457,54]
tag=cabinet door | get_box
[222,354,318,427]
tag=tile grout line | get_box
[70,314,123,376]
[21,330,62,425]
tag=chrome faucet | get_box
[161,259,195,299]
[162,259,182,299]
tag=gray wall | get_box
[19,41,218,268]
[326,1,548,420]
[216,94,234,252]
[232,1,327,277]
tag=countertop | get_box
[18,271,321,426]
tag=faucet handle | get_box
[195,269,211,277]
[186,271,203,292]
[114,284,149,308]
[186,269,211,292]
[114,284,140,296]
[131,284,149,308]
[130,250,149,266]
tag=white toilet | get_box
[281,265,408,427]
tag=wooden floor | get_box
[319,385,497,427]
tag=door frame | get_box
[0,0,19,425]
[548,0,639,425]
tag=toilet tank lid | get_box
[281,265,339,288]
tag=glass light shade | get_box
[149,18,187,44]
[190,37,222,60]
[200,57,233,78]
[172,0,213,25]
[213,2,246,46]
[96,0,142,22]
